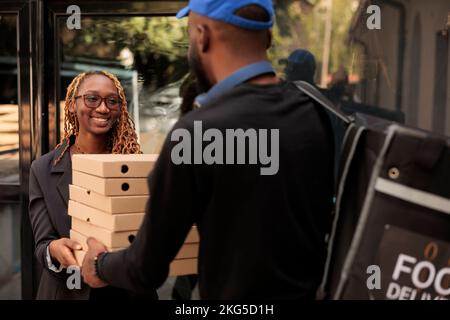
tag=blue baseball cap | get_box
[280,49,316,83]
[287,49,316,68]
[176,0,275,30]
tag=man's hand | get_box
[49,238,81,268]
[81,237,108,288]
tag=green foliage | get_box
[60,16,189,90]
[61,16,188,62]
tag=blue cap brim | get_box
[176,6,190,19]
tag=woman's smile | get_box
[90,115,111,127]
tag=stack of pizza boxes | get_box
[69,154,199,276]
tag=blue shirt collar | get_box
[195,60,275,107]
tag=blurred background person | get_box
[280,49,317,84]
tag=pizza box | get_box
[71,218,137,248]
[68,200,144,231]
[74,251,198,277]
[169,258,198,276]
[74,250,86,267]
[185,226,200,243]
[70,229,123,252]
[174,243,199,259]
[71,228,198,260]
[69,184,148,214]
[72,154,158,178]
[72,171,149,196]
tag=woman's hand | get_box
[49,238,82,268]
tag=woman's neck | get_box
[75,131,109,154]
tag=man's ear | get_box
[266,30,273,49]
[196,24,210,53]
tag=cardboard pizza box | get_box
[72,218,137,248]
[74,251,198,276]
[169,258,198,276]
[71,227,198,257]
[72,154,158,178]
[68,200,145,232]
[70,229,124,253]
[72,171,149,196]
[71,229,89,250]
[72,228,197,260]
[69,184,148,214]
[174,243,199,260]
[185,226,200,243]
[74,250,85,266]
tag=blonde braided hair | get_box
[54,70,141,165]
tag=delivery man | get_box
[82,0,334,300]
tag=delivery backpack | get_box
[295,81,450,300]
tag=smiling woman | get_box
[56,70,141,164]
[28,71,155,300]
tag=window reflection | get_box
[271,0,450,135]
[270,0,403,120]
[0,14,19,185]
[58,16,189,154]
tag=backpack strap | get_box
[293,81,352,125]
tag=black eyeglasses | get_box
[75,94,122,111]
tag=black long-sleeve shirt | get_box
[98,81,334,299]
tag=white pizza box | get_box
[69,184,148,214]
[68,200,144,231]
[72,171,149,196]
[72,154,158,178]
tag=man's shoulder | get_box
[173,81,319,132]
[188,81,298,109]
[211,81,311,110]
